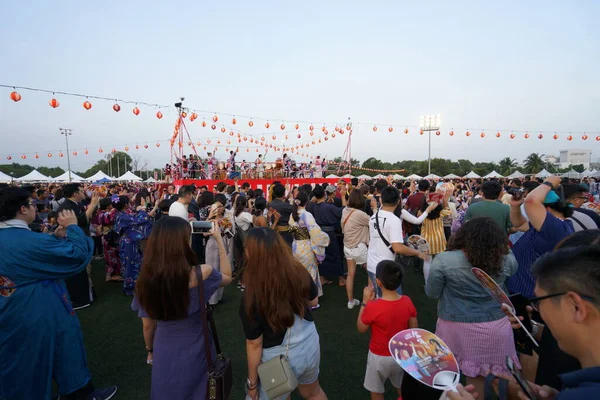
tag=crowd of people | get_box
[166,151,331,181]
[1,172,600,400]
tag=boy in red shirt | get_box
[357,260,418,400]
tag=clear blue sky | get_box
[1,0,599,171]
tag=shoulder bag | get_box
[196,267,233,399]
[374,210,395,256]
[257,326,298,399]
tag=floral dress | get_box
[115,210,153,295]
[289,208,330,296]
[99,209,121,277]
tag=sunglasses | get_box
[529,292,596,311]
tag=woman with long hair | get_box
[425,217,519,396]
[114,195,153,295]
[132,217,232,399]
[240,228,328,400]
[289,191,330,305]
[252,196,268,227]
[419,191,452,256]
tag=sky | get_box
[1,0,599,172]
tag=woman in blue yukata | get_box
[113,195,153,296]
[0,187,117,400]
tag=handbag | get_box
[196,267,233,399]
[257,326,298,399]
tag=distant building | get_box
[558,149,592,169]
[544,155,559,165]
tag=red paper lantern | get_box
[373,126,378,132]
[243,136,248,141]
[227,131,233,136]
[181,111,187,118]
[73,151,78,156]
[280,124,286,130]
[207,140,212,144]
[10,91,21,102]
[553,134,559,140]
[265,122,270,129]
[144,144,148,149]
[295,123,300,130]
[404,128,409,134]
[83,101,92,110]
[220,127,226,133]
[436,131,441,136]
[324,137,329,141]
[211,124,217,130]
[231,117,237,125]
[125,146,129,151]
[596,136,600,141]
[135,144,140,150]
[346,124,352,131]
[261,136,265,141]
[212,115,218,122]
[449,131,454,136]
[59,152,64,157]
[49,98,59,108]
[524,133,530,139]
[272,135,276,140]
[310,131,314,136]
[113,103,121,112]
[99,148,104,153]
[420,130,424,135]
[156,143,161,147]
[319,139,322,143]
[480,132,485,138]
[332,133,336,138]
[84,149,89,154]
[191,113,198,121]
[21,155,26,160]
[496,132,501,138]
[227,140,231,145]
[298,134,302,139]
[510,134,515,139]
[309,124,314,131]
[48,153,52,157]
[6,156,11,160]
[200,120,206,128]
[538,134,543,139]
[156,111,163,119]
[324,129,329,135]
[35,154,39,159]
[567,135,573,141]
[582,134,588,140]
[133,107,140,116]
[466,131,471,137]
[249,120,254,127]
[388,127,393,133]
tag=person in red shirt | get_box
[357,260,419,400]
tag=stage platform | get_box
[173,177,340,191]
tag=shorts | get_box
[364,350,404,393]
[344,243,368,265]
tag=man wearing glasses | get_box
[563,183,600,231]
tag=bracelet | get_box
[361,302,368,308]
[246,378,259,390]
[542,181,554,189]
[146,347,153,353]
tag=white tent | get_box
[536,169,553,178]
[483,170,504,179]
[392,174,405,180]
[0,170,12,183]
[373,174,386,179]
[443,173,460,179]
[507,170,525,179]
[17,169,51,182]
[115,171,143,181]
[341,174,354,179]
[87,170,113,182]
[357,174,371,179]
[424,173,441,180]
[144,177,157,183]
[464,171,481,179]
[405,174,423,180]
[52,170,86,182]
[580,169,594,177]
[561,169,581,179]
[326,174,339,179]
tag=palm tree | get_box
[523,153,545,174]
[498,157,518,176]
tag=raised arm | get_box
[525,176,561,231]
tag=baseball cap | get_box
[325,185,336,194]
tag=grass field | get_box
[76,259,439,399]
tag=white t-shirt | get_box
[169,201,189,221]
[234,211,254,231]
[367,209,404,274]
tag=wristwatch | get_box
[542,181,554,189]
[246,378,259,390]
[530,320,540,337]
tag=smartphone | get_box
[509,293,534,355]
[506,356,537,399]
[190,221,212,234]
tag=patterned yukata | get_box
[99,209,121,277]
[115,210,153,295]
[289,209,330,297]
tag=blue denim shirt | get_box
[425,250,518,323]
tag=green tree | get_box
[455,159,474,176]
[498,157,518,176]
[81,152,133,178]
[38,166,65,178]
[473,162,499,177]
[0,163,34,178]
[571,164,585,173]
[523,153,545,174]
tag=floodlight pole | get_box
[59,128,73,182]
[419,115,441,176]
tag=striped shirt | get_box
[421,208,451,255]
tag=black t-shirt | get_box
[57,199,89,236]
[239,277,318,348]
[535,327,581,389]
[269,198,293,226]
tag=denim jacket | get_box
[425,250,518,323]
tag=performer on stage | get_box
[206,152,217,180]
[256,153,265,178]
[315,156,323,178]
[283,153,291,178]
[164,164,172,183]
[188,155,197,179]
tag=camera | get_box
[190,221,212,234]
[507,188,523,201]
